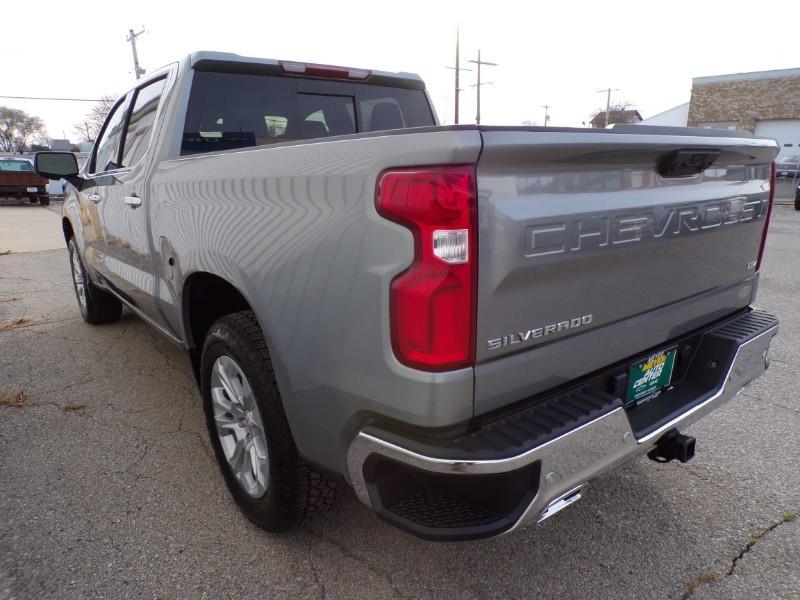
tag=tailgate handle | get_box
[657,149,720,178]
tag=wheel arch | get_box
[181,271,300,451]
[180,270,283,388]
[182,271,253,353]
[62,217,74,243]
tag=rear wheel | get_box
[67,238,122,324]
[39,196,50,206]
[201,311,340,532]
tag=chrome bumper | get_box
[347,314,777,537]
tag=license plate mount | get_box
[625,347,677,407]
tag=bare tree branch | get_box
[73,95,116,143]
[590,101,636,121]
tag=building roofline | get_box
[642,102,689,121]
[693,67,800,86]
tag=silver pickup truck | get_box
[34,52,779,541]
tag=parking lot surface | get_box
[0,203,63,254]
[1,205,798,599]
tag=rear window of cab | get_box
[181,70,434,156]
[0,159,33,172]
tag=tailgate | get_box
[0,172,47,187]
[473,127,778,415]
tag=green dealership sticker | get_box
[626,348,677,405]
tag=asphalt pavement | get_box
[0,204,798,599]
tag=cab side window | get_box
[92,96,129,173]
[121,77,167,168]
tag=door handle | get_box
[87,193,101,203]
[124,195,142,208]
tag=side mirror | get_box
[34,151,79,181]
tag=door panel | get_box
[78,94,130,278]
[98,76,170,329]
[97,174,154,311]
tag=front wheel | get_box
[201,311,340,532]
[67,238,122,324]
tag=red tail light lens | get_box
[756,161,776,271]
[376,165,477,371]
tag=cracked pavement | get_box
[1,205,798,599]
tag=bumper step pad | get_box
[365,386,621,463]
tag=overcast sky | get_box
[2,0,796,140]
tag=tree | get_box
[75,95,116,143]
[589,101,639,127]
[0,107,46,153]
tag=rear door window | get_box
[121,77,167,168]
[181,70,434,156]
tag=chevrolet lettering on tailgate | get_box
[525,197,766,258]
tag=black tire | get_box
[39,196,50,206]
[67,238,122,324]
[201,311,340,532]
[794,197,800,211]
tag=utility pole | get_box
[126,28,146,80]
[445,27,472,125]
[468,50,498,125]
[597,87,620,128]
[542,104,551,127]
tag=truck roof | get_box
[184,51,425,89]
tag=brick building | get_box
[687,67,800,158]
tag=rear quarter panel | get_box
[148,129,482,476]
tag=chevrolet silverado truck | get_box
[0,157,49,205]
[34,52,779,541]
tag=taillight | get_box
[376,165,477,371]
[756,161,776,271]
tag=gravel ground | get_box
[0,206,798,599]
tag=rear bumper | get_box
[346,309,778,540]
[0,186,45,195]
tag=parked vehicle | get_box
[34,52,780,541]
[775,154,800,178]
[0,157,50,205]
[776,154,800,178]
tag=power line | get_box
[445,27,472,125]
[0,95,104,102]
[597,87,621,128]
[127,27,146,80]
[468,50,498,125]
[542,104,551,127]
